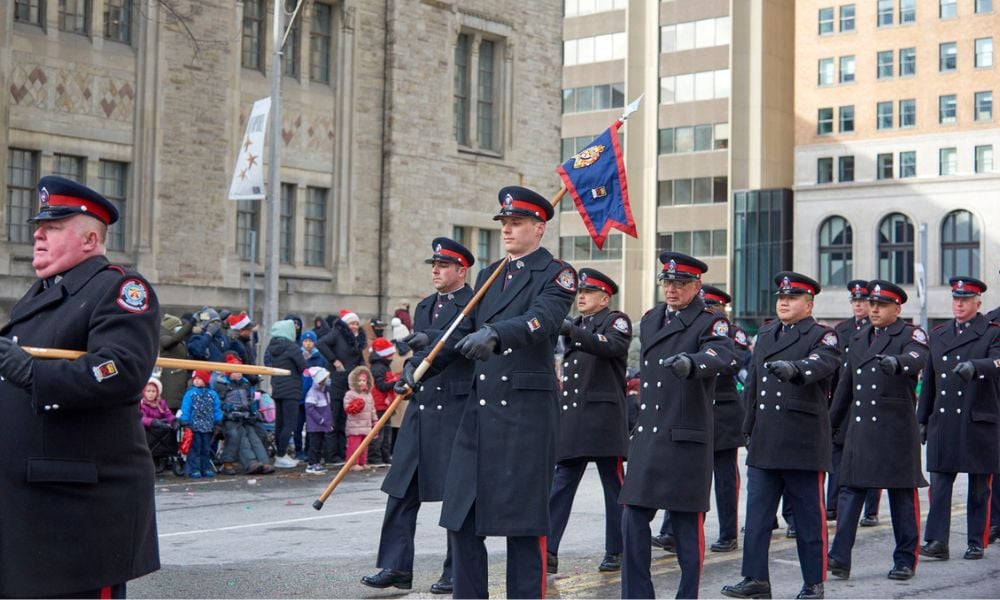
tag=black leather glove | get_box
[402,332,430,352]
[660,353,693,378]
[205,321,222,337]
[559,318,574,336]
[952,361,976,382]
[393,340,412,355]
[919,423,927,445]
[765,360,799,383]
[875,354,900,375]
[0,337,34,389]
[393,361,417,395]
[151,419,169,430]
[743,434,751,449]
[455,326,499,361]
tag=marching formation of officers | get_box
[356,184,1000,600]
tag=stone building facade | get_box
[0,0,563,325]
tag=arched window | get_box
[878,213,915,284]
[818,216,853,286]
[941,210,980,281]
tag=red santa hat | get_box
[192,370,212,385]
[227,311,252,330]
[371,337,395,358]
[339,309,360,324]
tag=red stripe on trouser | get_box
[912,488,921,569]
[100,586,112,600]
[984,475,994,548]
[539,535,547,599]
[734,459,741,535]
[616,457,624,485]
[697,512,706,588]
[818,472,828,581]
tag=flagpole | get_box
[312,189,568,509]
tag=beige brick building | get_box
[0,0,563,325]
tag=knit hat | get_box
[371,337,396,358]
[146,376,163,396]
[270,319,296,342]
[340,309,360,325]
[227,311,252,330]
[307,366,330,385]
[301,330,318,343]
[192,370,212,385]
[161,314,182,332]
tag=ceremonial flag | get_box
[556,96,642,250]
[228,97,271,200]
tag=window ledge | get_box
[457,146,505,160]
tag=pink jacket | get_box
[343,390,377,436]
[139,398,175,427]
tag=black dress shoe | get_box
[711,538,738,552]
[919,540,950,560]
[546,550,558,574]
[598,552,622,571]
[721,577,772,599]
[964,545,984,560]
[430,575,453,594]
[888,563,914,580]
[796,583,824,599]
[827,556,850,579]
[652,533,676,553]
[989,526,1000,544]
[859,515,880,527]
[786,525,797,538]
[825,510,837,521]
[360,569,413,590]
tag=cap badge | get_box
[873,284,881,295]
[503,193,513,209]
[435,243,442,253]
[39,186,50,209]
[580,273,588,282]
[853,284,861,294]
[781,276,792,290]
[667,259,677,273]
[957,280,965,290]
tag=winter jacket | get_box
[265,319,307,400]
[344,366,377,435]
[139,398,175,428]
[305,375,334,433]
[214,375,257,421]
[369,355,398,411]
[159,315,193,410]
[284,312,304,343]
[317,318,368,380]
[179,386,222,433]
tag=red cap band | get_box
[872,289,903,303]
[508,199,543,217]
[782,281,816,294]
[953,282,983,294]
[661,262,702,276]
[437,248,469,268]
[583,278,614,295]
[703,292,728,305]
[47,193,113,225]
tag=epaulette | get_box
[105,264,126,275]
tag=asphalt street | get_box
[132,453,1000,598]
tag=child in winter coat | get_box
[179,370,223,479]
[343,365,377,472]
[304,366,334,475]
[140,377,176,472]
[367,337,399,465]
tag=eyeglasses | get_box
[659,279,694,289]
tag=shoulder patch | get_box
[92,360,119,382]
[117,279,150,313]
[911,328,928,345]
[734,328,748,347]
[555,267,577,293]
[527,317,541,332]
[822,331,838,347]
[612,317,630,333]
[712,319,729,337]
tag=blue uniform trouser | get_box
[548,456,624,555]
[828,442,883,518]
[623,505,704,599]
[830,487,920,570]
[448,503,546,599]
[741,467,827,585]
[925,471,993,548]
[375,473,452,576]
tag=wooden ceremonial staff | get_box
[312,186,568,510]
[22,346,292,377]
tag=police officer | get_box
[988,301,1000,545]
[620,251,735,599]
[917,276,1000,561]
[0,176,160,598]
[361,238,475,594]
[406,186,575,599]
[827,280,928,581]
[828,281,883,525]
[546,268,631,574]
[722,272,841,600]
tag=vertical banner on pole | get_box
[229,97,272,201]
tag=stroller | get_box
[147,424,185,476]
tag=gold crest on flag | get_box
[573,144,605,169]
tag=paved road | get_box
[132,454,999,598]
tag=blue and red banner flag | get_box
[557,118,638,250]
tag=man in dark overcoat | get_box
[546,268,631,574]
[988,301,1000,546]
[0,176,159,598]
[412,186,575,599]
[827,280,928,580]
[722,271,841,600]
[828,280,882,525]
[619,251,735,599]
[361,238,475,595]
[917,276,1000,561]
